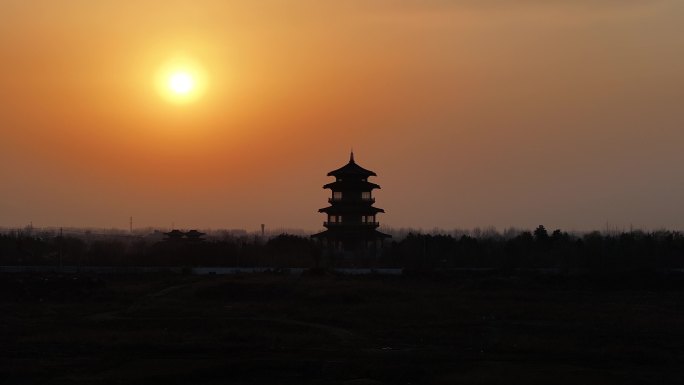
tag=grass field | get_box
[1,272,683,384]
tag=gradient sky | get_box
[1,0,683,232]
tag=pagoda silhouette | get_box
[312,152,391,255]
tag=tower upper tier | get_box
[327,152,377,179]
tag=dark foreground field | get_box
[1,272,684,384]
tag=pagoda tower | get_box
[312,152,391,254]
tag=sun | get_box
[168,72,194,94]
[155,56,207,104]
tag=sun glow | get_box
[169,72,194,94]
[156,56,207,104]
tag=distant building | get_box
[312,152,391,255]
[185,230,205,239]
[163,229,206,241]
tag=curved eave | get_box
[319,206,385,214]
[310,229,392,239]
[323,181,380,190]
[327,161,377,177]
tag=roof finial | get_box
[350,148,355,163]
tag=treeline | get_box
[1,226,684,271]
[383,226,684,272]
[0,233,317,268]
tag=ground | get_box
[1,272,683,384]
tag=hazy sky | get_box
[1,0,683,232]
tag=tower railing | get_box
[324,221,379,227]
[328,197,375,204]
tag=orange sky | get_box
[1,0,684,232]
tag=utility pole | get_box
[129,216,133,234]
[58,227,63,269]
[261,224,265,238]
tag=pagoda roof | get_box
[164,230,185,238]
[311,229,392,239]
[163,229,206,239]
[323,180,380,190]
[185,230,206,238]
[327,152,377,177]
[319,206,385,214]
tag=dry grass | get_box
[1,272,683,384]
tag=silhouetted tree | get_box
[534,225,549,242]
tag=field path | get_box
[88,278,357,341]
